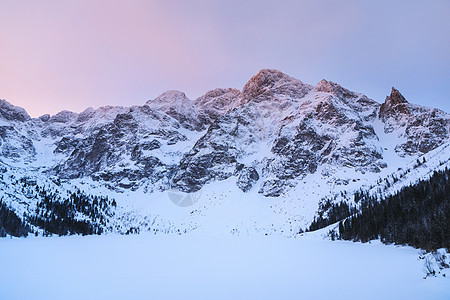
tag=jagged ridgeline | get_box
[0,175,116,237]
[0,69,448,196]
[0,69,449,237]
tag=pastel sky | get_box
[1,0,449,117]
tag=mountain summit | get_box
[388,87,408,105]
[240,69,312,105]
[379,87,410,119]
[0,69,449,235]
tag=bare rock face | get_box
[261,121,324,196]
[39,96,222,192]
[315,79,358,99]
[38,114,51,122]
[0,70,448,197]
[379,88,450,156]
[0,126,36,161]
[0,99,31,122]
[158,71,448,196]
[379,87,410,131]
[146,88,241,131]
[171,113,245,192]
[171,71,387,197]
[0,100,36,162]
[385,87,408,106]
[259,81,384,197]
[146,90,201,131]
[51,105,190,191]
[315,79,379,115]
[171,69,314,193]
[196,88,241,125]
[395,108,450,155]
[236,164,259,192]
[48,110,79,124]
[240,69,313,105]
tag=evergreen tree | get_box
[0,200,29,237]
[339,168,450,250]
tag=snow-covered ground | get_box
[1,235,449,300]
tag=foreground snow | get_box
[1,235,449,300]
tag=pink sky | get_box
[1,0,449,117]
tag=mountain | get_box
[0,69,449,236]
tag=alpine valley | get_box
[0,69,449,236]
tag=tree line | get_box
[0,178,117,237]
[0,199,29,237]
[339,168,450,250]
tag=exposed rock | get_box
[236,164,259,192]
[48,110,78,124]
[0,126,36,160]
[0,70,448,197]
[379,87,410,126]
[315,79,379,114]
[39,114,50,122]
[146,90,201,131]
[258,88,383,196]
[240,69,313,105]
[54,136,80,155]
[142,140,161,151]
[0,99,31,122]
[76,107,95,123]
[196,88,241,125]
[379,87,449,156]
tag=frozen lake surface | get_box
[1,234,449,300]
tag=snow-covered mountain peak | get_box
[149,90,190,106]
[376,87,450,155]
[240,69,313,105]
[313,80,379,116]
[75,107,96,123]
[379,87,410,119]
[388,87,408,105]
[195,88,240,110]
[315,79,339,94]
[195,88,241,125]
[315,79,359,99]
[1,70,449,237]
[47,110,78,124]
[199,88,240,100]
[145,90,200,130]
[38,114,51,122]
[0,99,31,122]
[146,90,193,115]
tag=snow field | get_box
[1,234,449,300]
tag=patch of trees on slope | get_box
[309,168,450,251]
[0,181,116,237]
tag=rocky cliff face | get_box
[0,69,448,197]
[49,104,197,192]
[171,69,314,193]
[260,80,384,196]
[0,99,31,122]
[379,87,449,156]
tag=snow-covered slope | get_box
[0,69,449,235]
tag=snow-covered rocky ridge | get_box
[0,69,449,235]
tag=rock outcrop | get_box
[0,69,448,196]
